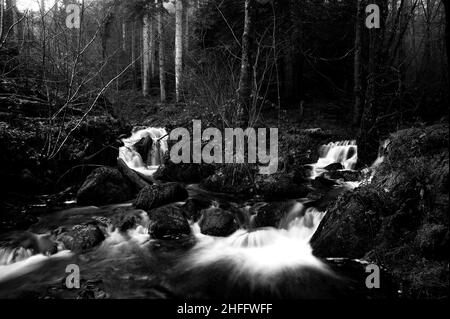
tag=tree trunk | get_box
[184,2,190,54]
[359,10,380,161]
[175,0,184,102]
[131,20,137,91]
[150,17,156,79]
[283,46,294,104]
[288,0,303,104]
[142,13,150,97]
[353,0,363,127]
[5,0,17,42]
[158,0,166,102]
[1,0,4,41]
[237,0,255,127]
[444,0,450,93]
[122,19,126,52]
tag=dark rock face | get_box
[134,183,188,211]
[111,208,143,232]
[252,201,296,228]
[312,124,449,299]
[57,224,105,252]
[0,115,129,197]
[326,170,361,182]
[323,163,344,171]
[255,173,309,200]
[312,175,337,189]
[154,153,215,183]
[293,165,314,183]
[415,224,448,260]
[134,135,153,165]
[200,164,256,195]
[76,167,133,206]
[199,208,239,236]
[311,186,387,258]
[147,205,191,239]
[181,198,212,221]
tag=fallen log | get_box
[117,158,151,191]
[134,169,158,185]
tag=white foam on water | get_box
[0,247,34,266]
[310,140,358,179]
[0,250,73,284]
[187,203,328,277]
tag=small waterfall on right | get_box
[316,140,358,170]
[309,140,358,180]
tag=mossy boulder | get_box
[200,164,256,195]
[153,153,215,183]
[147,205,191,239]
[57,224,105,252]
[255,172,309,200]
[77,167,133,206]
[311,124,449,298]
[199,208,239,236]
[134,183,188,211]
[252,201,297,228]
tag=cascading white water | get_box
[310,140,358,180]
[0,247,34,266]
[118,127,169,176]
[0,250,72,284]
[316,140,358,170]
[186,203,328,277]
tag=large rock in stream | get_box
[199,208,239,236]
[76,167,133,206]
[153,153,215,183]
[255,173,309,200]
[311,124,449,298]
[181,198,212,221]
[57,224,105,253]
[252,201,297,228]
[200,164,256,195]
[134,183,188,210]
[147,205,191,239]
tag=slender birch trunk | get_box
[237,0,255,127]
[150,17,156,78]
[158,0,166,102]
[142,13,150,96]
[122,19,126,52]
[131,20,137,90]
[1,0,4,41]
[175,0,184,102]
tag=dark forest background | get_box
[1,0,448,157]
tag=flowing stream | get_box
[0,128,390,299]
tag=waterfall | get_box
[316,140,358,170]
[309,140,358,180]
[118,127,169,176]
[0,247,34,266]
[186,203,328,277]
